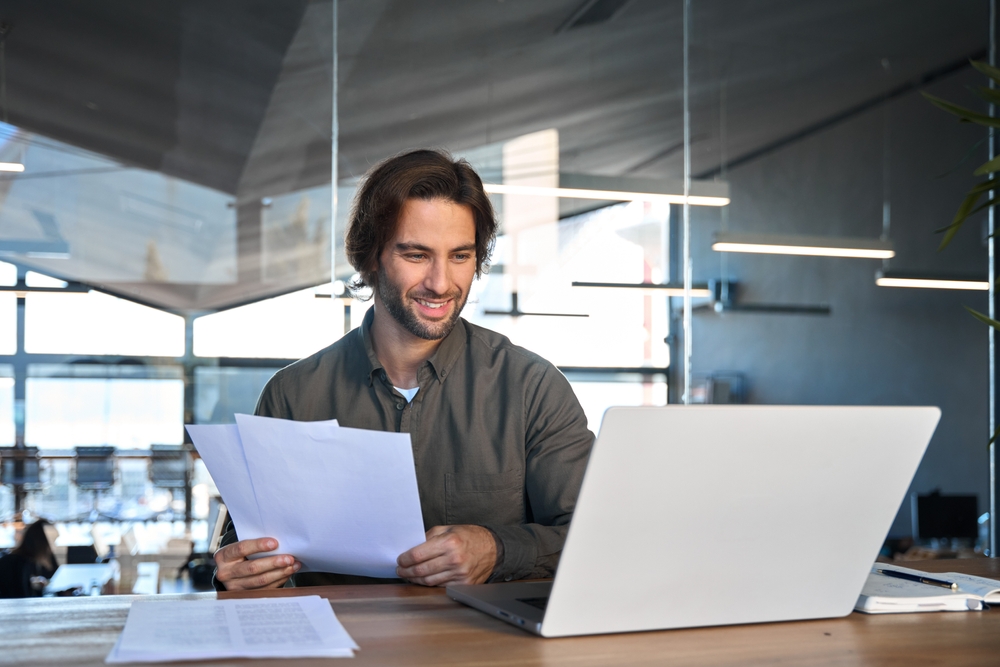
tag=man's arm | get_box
[484,363,593,581]
[398,363,592,586]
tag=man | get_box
[214,149,593,591]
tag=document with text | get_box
[106,596,358,663]
[187,414,426,578]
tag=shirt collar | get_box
[358,306,467,386]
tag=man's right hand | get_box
[214,537,301,591]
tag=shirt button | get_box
[504,575,513,582]
[396,402,405,410]
[380,371,387,381]
[440,369,447,377]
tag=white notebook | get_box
[855,563,1000,614]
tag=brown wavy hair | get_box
[345,149,497,294]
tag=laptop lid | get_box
[536,405,939,637]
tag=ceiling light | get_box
[875,270,989,291]
[572,281,713,298]
[0,162,24,172]
[483,183,729,207]
[712,233,894,259]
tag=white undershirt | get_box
[394,386,419,403]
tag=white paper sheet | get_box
[235,414,427,578]
[186,424,266,542]
[186,415,426,578]
[105,596,358,663]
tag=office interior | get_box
[0,0,992,596]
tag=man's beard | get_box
[376,271,467,341]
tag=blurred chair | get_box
[148,445,190,519]
[74,446,116,521]
[0,447,41,522]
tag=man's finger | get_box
[226,554,297,581]
[226,563,299,591]
[397,534,451,568]
[217,537,278,563]
[396,553,454,581]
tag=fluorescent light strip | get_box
[712,241,894,259]
[0,162,25,173]
[876,276,989,291]
[483,183,729,207]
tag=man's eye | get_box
[453,254,472,261]
[405,254,425,261]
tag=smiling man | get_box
[214,149,594,591]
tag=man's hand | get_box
[396,525,497,587]
[214,537,301,591]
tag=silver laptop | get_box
[447,405,940,637]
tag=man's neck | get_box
[369,301,444,389]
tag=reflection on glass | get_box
[194,367,280,424]
[25,291,185,356]
[0,260,15,286]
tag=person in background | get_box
[0,519,59,598]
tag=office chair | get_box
[0,447,42,522]
[73,446,117,521]
[148,444,190,521]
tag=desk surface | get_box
[3,558,1000,667]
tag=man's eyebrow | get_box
[394,242,477,253]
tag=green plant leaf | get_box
[939,191,985,249]
[974,154,1000,176]
[965,306,1000,331]
[991,424,1000,447]
[923,92,1000,128]
[967,178,1000,195]
[970,85,1000,107]
[971,60,1000,86]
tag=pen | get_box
[875,568,958,591]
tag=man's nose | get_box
[424,259,451,295]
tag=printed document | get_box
[106,596,358,662]
[187,414,426,578]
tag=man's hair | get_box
[345,149,497,293]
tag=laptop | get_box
[447,405,940,637]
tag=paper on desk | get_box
[235,413,426,578]
[105,596,358,663]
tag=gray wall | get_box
[689,69,989,537]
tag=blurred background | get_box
[0,0,992,592]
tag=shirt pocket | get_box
[445,469,525,526]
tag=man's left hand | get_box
[396,525,497,586]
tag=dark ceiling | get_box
[0,0,988,311]
[1,0,987,190]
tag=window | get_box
[25,366,184,450]
[25,291,185,356]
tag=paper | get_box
[106,596,358,662]
[855,565,985,614]
[186,415,426,578]
[875,562,1000,602]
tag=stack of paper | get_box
[106,596,358,662]
[855,563,1000,613]
[187,414,426,578]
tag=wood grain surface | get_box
[3,559,1000,666]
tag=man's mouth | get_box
[415,298,450,311]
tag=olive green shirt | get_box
[219,307,593,587]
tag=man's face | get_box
[375,198,477,341]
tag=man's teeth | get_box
[417,299,446,309]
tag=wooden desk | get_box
[3,559,999,666]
